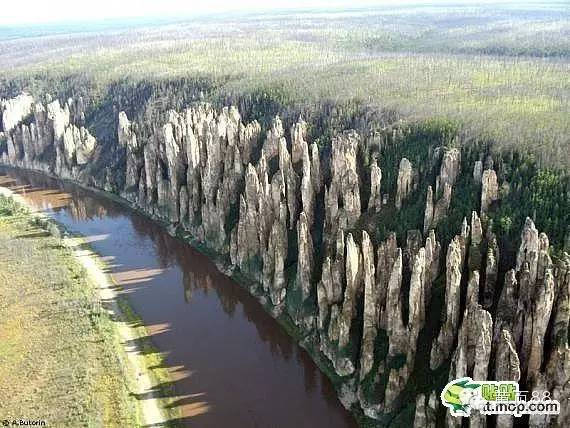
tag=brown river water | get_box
[0,167,356,428]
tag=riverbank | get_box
[0,165,358,427]
[0,188,171,426]
[0,166,366,424]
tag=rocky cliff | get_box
[1,92,569,427]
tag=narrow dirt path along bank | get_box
[0,168,356,427]
[0,190,165,426]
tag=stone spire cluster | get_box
[2,93,568,427]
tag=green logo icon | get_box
[441,377,481,416]
[441,377,560,418]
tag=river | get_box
[0,167,356,428]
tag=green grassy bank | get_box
[0,195,139,426]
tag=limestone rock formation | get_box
[494,327,521,428]
[336,233,362,376]
[317,229,347,364]
[263,202,288,306]
[238,120,261,166]
[413,392,437,428]
[516,217,540,284]
[473,160,483,183]
[386,249,404,356]
[262,116,284,160]
[526,269,555,379]
[359,231,378,378]
[291,119,307,164]
[296,212,314,301]
[376,233,399,329]
[432,182,452,228]
[395,157,413,210]
[119,111,141,191]
[447,304,493,428]
[431,236,464,369]
[494,269,518,344]
[300,140,315,226]
[383,236,433,410]
[1,93,34,132]
[368,161,382,213]
[471,211,483,247]
[310,142,322,193]
[436,147,460,194]
[423,186,434,235]
[325,131,361,245]
[235,164,263,276]
[483,234,499,309]
[0,94,97,178]
[466,270,480,307]
[278,137,300,230]
[495,329,521,382]
[481,169,498,214]
[495,330,521,427]
[5,95,570,428]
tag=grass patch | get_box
[0,196,138,426]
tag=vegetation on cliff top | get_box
[1,3,569,168]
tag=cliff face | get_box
[1,95,97,182]
[2,93,569,427]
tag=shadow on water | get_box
[0,166,356,428]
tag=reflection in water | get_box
[0,167,356,428]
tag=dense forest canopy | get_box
[1,2,569,168]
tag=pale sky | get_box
[0,0,520,26]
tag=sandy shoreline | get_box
[0,184,167,427]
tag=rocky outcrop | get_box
[262,116,284,160]
[263,201,288,306]
[496,328,521,381]
[495,327,521,428]
[278,137,300,230]
[423,148,461,232]
[423,186,434,235]
[432,182,452,228]
[473,160,483,183]
[483,233,499,309]
[471,211,483,247]
[1,93,34,133]
[395,157,412,210]
[291,119,307,164]
[235,164,263,276]
[436,148,460,195]
[296,211,314,301]
[466,270,480,307]
[1,95,96,178]
[119,111,141,192]
[359,231,378,378]
[430,235,464,369]
[325,131,361,244]
[336,233,362,375]
[310,143,322,192]
[368,161,382,213]
[3,92,570,428]
[447,304,492,428]
[317,229,347,363]
[481,168,498,214]
[516,217,540,284]
[526,269,555,379]
[413,392,437,428]
[300,140,315,226]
